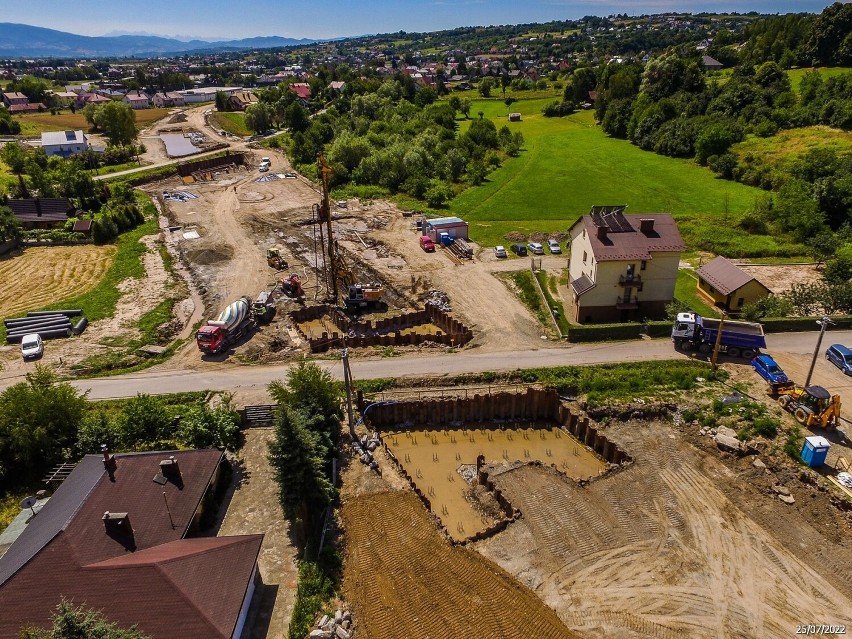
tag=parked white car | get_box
[527,242,545,255]
[494,245,508,258]
[547,239,562,254]
[20,334,44,360]
[258,157,271,172]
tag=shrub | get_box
[783,425,803,460]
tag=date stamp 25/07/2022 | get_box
[796,626,847,635]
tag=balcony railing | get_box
[616,296,639,309]
[618,274,643,290]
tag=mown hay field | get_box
[0,245,115,319]
[14,108,171,135]
[342,490,581,639]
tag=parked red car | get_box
[419,236,435,252]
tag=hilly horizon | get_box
[0,23,322,58]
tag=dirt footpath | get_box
[474,420,852,639]
[217,428,297,639]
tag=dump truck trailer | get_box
[672,311,766,358]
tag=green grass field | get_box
[733,126,852,167]
[210,111,251,136]
[787,67,852,93]
[447,106,772,252]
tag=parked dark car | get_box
[826,343,852,375]
[510,243,527,256]
[751,354,788,386]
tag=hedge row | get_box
[566,315,852,343]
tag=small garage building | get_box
[423,217,469,242]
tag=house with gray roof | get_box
[41,130,88,157]
[567,206,685,323]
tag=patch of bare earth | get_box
[474,420,852,638]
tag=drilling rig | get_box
[314,155,384,311]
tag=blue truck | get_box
[671,312,766,358]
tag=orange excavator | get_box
[775,383,840,430]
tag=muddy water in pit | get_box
[386,426,606,541]
[297,318,342,339]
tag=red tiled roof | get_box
[288,83,311,99]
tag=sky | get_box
[0,0,836,41]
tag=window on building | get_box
[737,297,745,307]
[583,251,587,264]
[640,260,647,271]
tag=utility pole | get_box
[341,347,356,439]
[805,316,833,387]
[317,154,337,302]
[710,312,727,371]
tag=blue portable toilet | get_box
[801,435,831,467]
[439,232,454,247]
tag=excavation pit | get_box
[290,305,473,352]
[361,388,633,544]
[384,424,606,542]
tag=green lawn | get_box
[210,111,251,137]
[675,269,720,318]
[447,107,771,251]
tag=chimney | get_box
[102,511,133,537]
[640,218,655,233]
[596,225,609,241]
[159,456,181,482]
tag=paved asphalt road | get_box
[61,329,852,400]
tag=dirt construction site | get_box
[340,388,852,639]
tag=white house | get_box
[41,130,89,157]
[567,206,685,323]
[123,90,150,109]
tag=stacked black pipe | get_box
[4,309,87,343]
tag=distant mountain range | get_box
[0,23,320,58]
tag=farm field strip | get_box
[0,245,115,319]
[342,490,581,639]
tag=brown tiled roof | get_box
[8,198,70,224]
[0,449,262,639]
[0,534,262,639]
[573,212,686,262]
[695,256,769,296]
[8,103,45,113]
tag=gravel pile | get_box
[424,289,451,312]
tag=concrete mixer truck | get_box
[196,296,255,354]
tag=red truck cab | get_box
[196,325,226,353]
[419,235,435,252]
